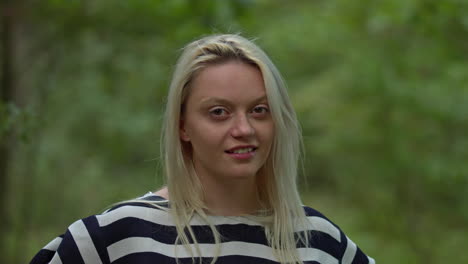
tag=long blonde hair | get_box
[161,34,309,264]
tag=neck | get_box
[200,176,261,216]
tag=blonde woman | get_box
[31,34,375,264]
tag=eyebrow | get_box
[200,95,268,106]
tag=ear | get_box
[179,118,190,142]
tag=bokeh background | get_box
[2,0,468,263]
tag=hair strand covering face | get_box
[161,34,310,264]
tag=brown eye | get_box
[252,106,269,116]
[253,106,268,114]
[209,107,229,119]
[210,108,226,115]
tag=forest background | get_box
[1,0,467,263]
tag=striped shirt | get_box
[30,193,375,264]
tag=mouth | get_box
[225,147,257,160]
[225,147,257,154]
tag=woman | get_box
[31,34,375,264]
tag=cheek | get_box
[260,123,275,144]
[188,123,223,149]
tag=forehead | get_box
[188,61,267,103]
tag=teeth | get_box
[232,148,254,154]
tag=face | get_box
[180,61,274,183]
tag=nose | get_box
[230,114,255,138]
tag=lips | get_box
[225,146,257,154]
[225,146,257,160]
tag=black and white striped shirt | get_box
[30,193,375,264]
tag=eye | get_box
[209,107,229,119]
[251,105,270,117]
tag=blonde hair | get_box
[161,34,309,264]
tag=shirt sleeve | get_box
[30,216,108,264]
[340,233,376,264]
[302,206,375,264]
[29,235,64,264]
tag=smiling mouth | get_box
[225,147,257,154]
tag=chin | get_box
[225,169,259,179]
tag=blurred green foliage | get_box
[2,0,467,263]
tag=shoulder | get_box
[101,194,169,218]
[30,194,171,264]
[302,205,342,242]
[301,205,376,264]
[96,195,171,229]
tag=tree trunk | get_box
[0,1,16,261]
